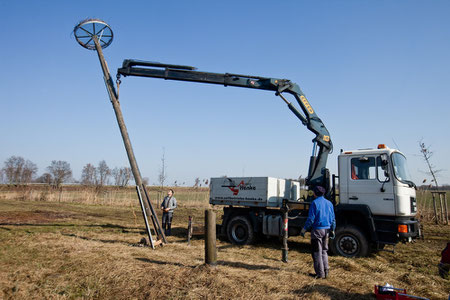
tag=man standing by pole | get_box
[161,189,177,236]
[300,186,336,279]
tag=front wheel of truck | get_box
[330,225,370,257]
[227,215,255,245]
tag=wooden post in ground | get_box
[431,191,449,225]
[444,193,449,225]
[188,216,192,246]
[205,209,217,266]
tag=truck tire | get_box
[330,225,370,257]
[226,216,255,245]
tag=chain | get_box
[116,74,122,99]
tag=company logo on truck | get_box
[222,178,256,195]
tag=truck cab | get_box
[338,144,417,217]
[331,144,420,256]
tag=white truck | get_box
[117,59,421,257]
[210,144,420,257]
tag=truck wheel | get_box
[227,216,255,245]
[330,225,370,257]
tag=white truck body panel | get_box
[210,177,301,208]
[395,185,416,216]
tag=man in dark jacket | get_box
[160,189,177,236]
[300,186,336,279]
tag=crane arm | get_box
[117,59,332,193]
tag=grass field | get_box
[0,187,449,299]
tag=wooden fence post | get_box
[444,193,449,225]
[432,193,438,224]
[188,216,192,246]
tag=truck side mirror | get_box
[382,155,390,178]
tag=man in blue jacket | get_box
[300,185,336,279]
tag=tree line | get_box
[0,156,133,187]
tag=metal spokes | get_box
[73,18,113,50]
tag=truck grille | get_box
[410,197,417,213]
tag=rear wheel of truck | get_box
[330,225,370,257]
[227,216,255,245]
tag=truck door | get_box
[346,155,395,216]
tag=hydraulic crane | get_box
[117,59,333,196]
[117,59,421,257]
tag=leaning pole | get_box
[73,19,166,247]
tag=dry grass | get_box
[0,185,210,209]
[1,185,447,222]
[0,196,449,300]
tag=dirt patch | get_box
[0,210,73,224]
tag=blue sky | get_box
[1,0,449,186]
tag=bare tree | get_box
[193,177,200,188]
[158,148,167,188]
[81,163,97,185]
[47,160,72,187]
[96,160,111,186]
[3,156,23,183]
[3,156,38,184]
[112,167,133,187]
[22,160,38,183]
[419,140,442,189]
[0,169,3,184]
[36,173,52,185]
[142,177,149,186]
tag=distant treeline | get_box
[0,155,208,188]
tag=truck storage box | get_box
[263,215,282,236]
[210,177,301,208]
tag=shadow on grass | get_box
[0,222,143,232]
[217,260,281,271]
[135,257,280,271]
[168,227,189,239]
[61,232,139,247]
[57,232,146,247]
[294,284,373,299]
[172,228,312,254]
[135,257,196,268]
[217,244,234,250]
[251,238,311,254]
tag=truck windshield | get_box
[392,153,414,185]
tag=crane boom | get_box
[117,59,332,194]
